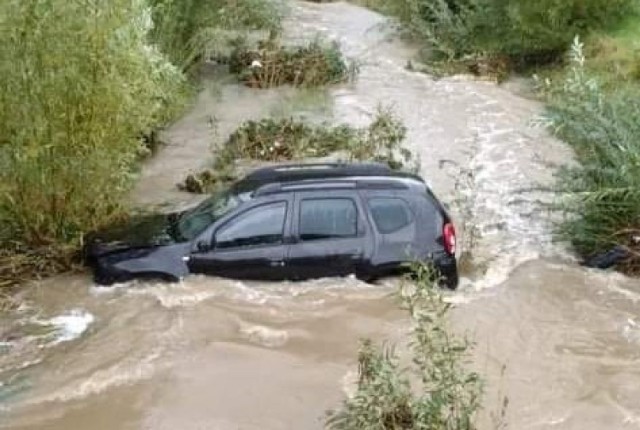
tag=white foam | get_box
[622,318,640,344]
[24,351,163,406]
[38,309,95,345]
[240,325,289,348]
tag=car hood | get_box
[85,212,186,259]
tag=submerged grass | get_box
[327,263,483,429]
[0,245,78,291]
[179,107,415,193]
[227,35,355,88]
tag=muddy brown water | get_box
[2,2,640,429]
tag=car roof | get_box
[231,162,426,196]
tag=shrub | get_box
[478,0,636,66]
[382,0,637,68]
[542,37,640,272]
[0,0,188,288]
[327,263,483,430]
[0,0,185,248]
[179,107,414,193]
[148,0,284,71]
[228,36,354,88]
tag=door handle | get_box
[269,260,285,267]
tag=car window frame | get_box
[296,196,360,243]
[212,200,289,251]
[366,196,415,235]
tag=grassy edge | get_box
[327,263,486,429]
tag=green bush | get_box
[327,263,483,430]
[0,0,185,247]
[179,107,414,193]
[0,0,286,289]
[480,0,635,65]
[542,37,640,272]
[149,0,284,70]
[383,0,636,67]
[228,36,354,88]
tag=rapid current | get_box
[2,2,640,429]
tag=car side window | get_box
[215,202,287,249]
[299,198,357,241]
[368,197,414,234]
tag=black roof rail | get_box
[244,162,394,182]
[254,180,358,196]
[253,178,415,197]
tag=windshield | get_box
[176,191,244,240]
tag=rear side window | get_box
[368,197,413,234]
[299,198,357,241]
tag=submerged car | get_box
[85,163,459,288]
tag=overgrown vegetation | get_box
[540,37,640,273]
[362,0,640,273]
[227,35,354,88]
[327,263,483,429]
[179,107,415,193]
[583,15,640,89]
[0,0,187,286]
[0,0,283,290]
[149,0,284,71]
[372,0,637,74]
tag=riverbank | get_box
[0,0,284,292]
[358,0,640,274]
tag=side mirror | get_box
[196,240,210,253]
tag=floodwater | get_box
[2,2,640,429]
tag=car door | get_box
[187,197,292,280]
[364,192,421,276]
[287,191,369,280]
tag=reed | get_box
[542,37,640,273]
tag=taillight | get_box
[443,223,456,255]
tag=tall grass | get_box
[327,263,483,429]
[0,0,186,249]
[149,0,284,70]
[542,37,640,271]
[374,0,637,69]
[0,0,285,289]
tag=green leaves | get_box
[0,0,186,247]
[148,0,284,71]
[544,36,640,269]
[180,107,415,194]
[381,0,636,68]
[327,264,483,430]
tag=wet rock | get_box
[582,245,629,270]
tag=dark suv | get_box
[85,163,458,288]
